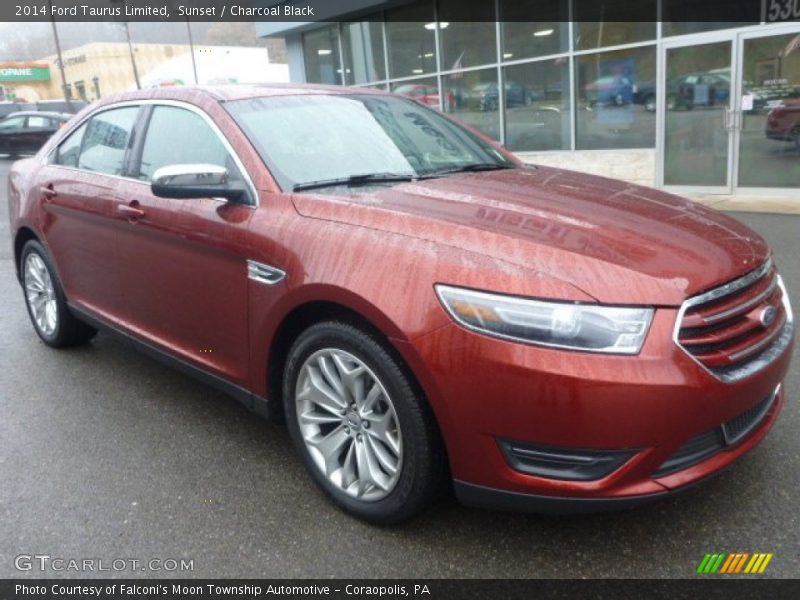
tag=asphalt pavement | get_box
[0,158,798,578]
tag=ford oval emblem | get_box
[760,305,777,328]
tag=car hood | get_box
[291,166,769,305]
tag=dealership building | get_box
[259,1,800,211]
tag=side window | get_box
[0,116,25,131]
[27,115,49,128]
[54,122,87,167]
[78,106,139,176]
[137,106,242,183]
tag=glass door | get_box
[660,35,735,192]
[735,26,800,190]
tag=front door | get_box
[735,25,800,190]
[114,103,255,387]
[660,34,735,192]
[660,24,800,194]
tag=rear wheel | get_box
[283,321,445,524]
[20,240,97,347]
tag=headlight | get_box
[435,285,654,354]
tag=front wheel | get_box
[20,240,97,347]
[283,321,445,524]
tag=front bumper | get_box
[401,306,793,508]
[454,389,784,513]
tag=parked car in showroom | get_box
[392,83,441,108]
[471,81,532,111]
[0,111,70,157]
[765,98,800,149]
[583,75,634,107]
[669,71,730,110]
[7,85,794,524]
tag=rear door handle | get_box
[40,185,57,198]
[117,202,145,220]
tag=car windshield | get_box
[226,93,514,191]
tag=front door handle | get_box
[40,184,57,198]
[117,202,145,220]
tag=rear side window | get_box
[137,105,242,182]
[78,106,139,176]
[27,116,50,128]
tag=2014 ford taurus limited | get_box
[7,86,795,524]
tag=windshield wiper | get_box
[293,172,416,192]
[426,163,516,177]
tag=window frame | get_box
[47,100,258,207]
[49,103,143,177]
[130,101,258,206]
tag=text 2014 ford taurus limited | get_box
[7,86,795,523]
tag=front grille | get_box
[654,386,779,478]
[676,259,793,383]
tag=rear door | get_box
[35,105,141,321]
[114,102,255,386]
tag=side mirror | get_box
[151,164,247,202]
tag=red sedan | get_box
[766,98,800,149]
[7,85,795,523]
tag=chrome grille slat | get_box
[702,277,778,324]
[673,259,794,384]
[683,259,772,309]
[726,315,787,362]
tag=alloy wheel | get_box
[295,348,402,502]
[24,252,58,336]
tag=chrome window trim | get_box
[672,259,794,384]
[46,99,259,207]
[45,103,141,180]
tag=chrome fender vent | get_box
[247,260,286,285]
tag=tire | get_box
[283,320,445,524]
[20,240,97,348]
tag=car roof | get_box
[3,111,70,119]
[97,83,390,106]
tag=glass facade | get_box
[341,21,386,84]
[298,5,799,192]
[303,26,342,85]
[737,33,800,188]
[575,46,657,149]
